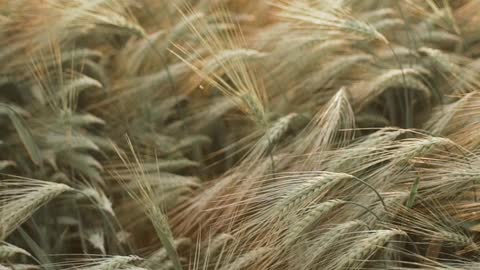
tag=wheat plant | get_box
[2,0,480,269]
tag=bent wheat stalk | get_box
[0,178,73,240]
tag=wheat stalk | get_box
[301,220,367,270]
[335,230,405,269]
[72,255,142,270]
[218,247,270,270]
[0,242,31,261]
[285,199,345,245]
[76,186,114,216]
[274,1,389,43]
[0,179,73,240]
[142,238,191,269]
[357,68,432,110]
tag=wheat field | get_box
[1,0,480,269]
